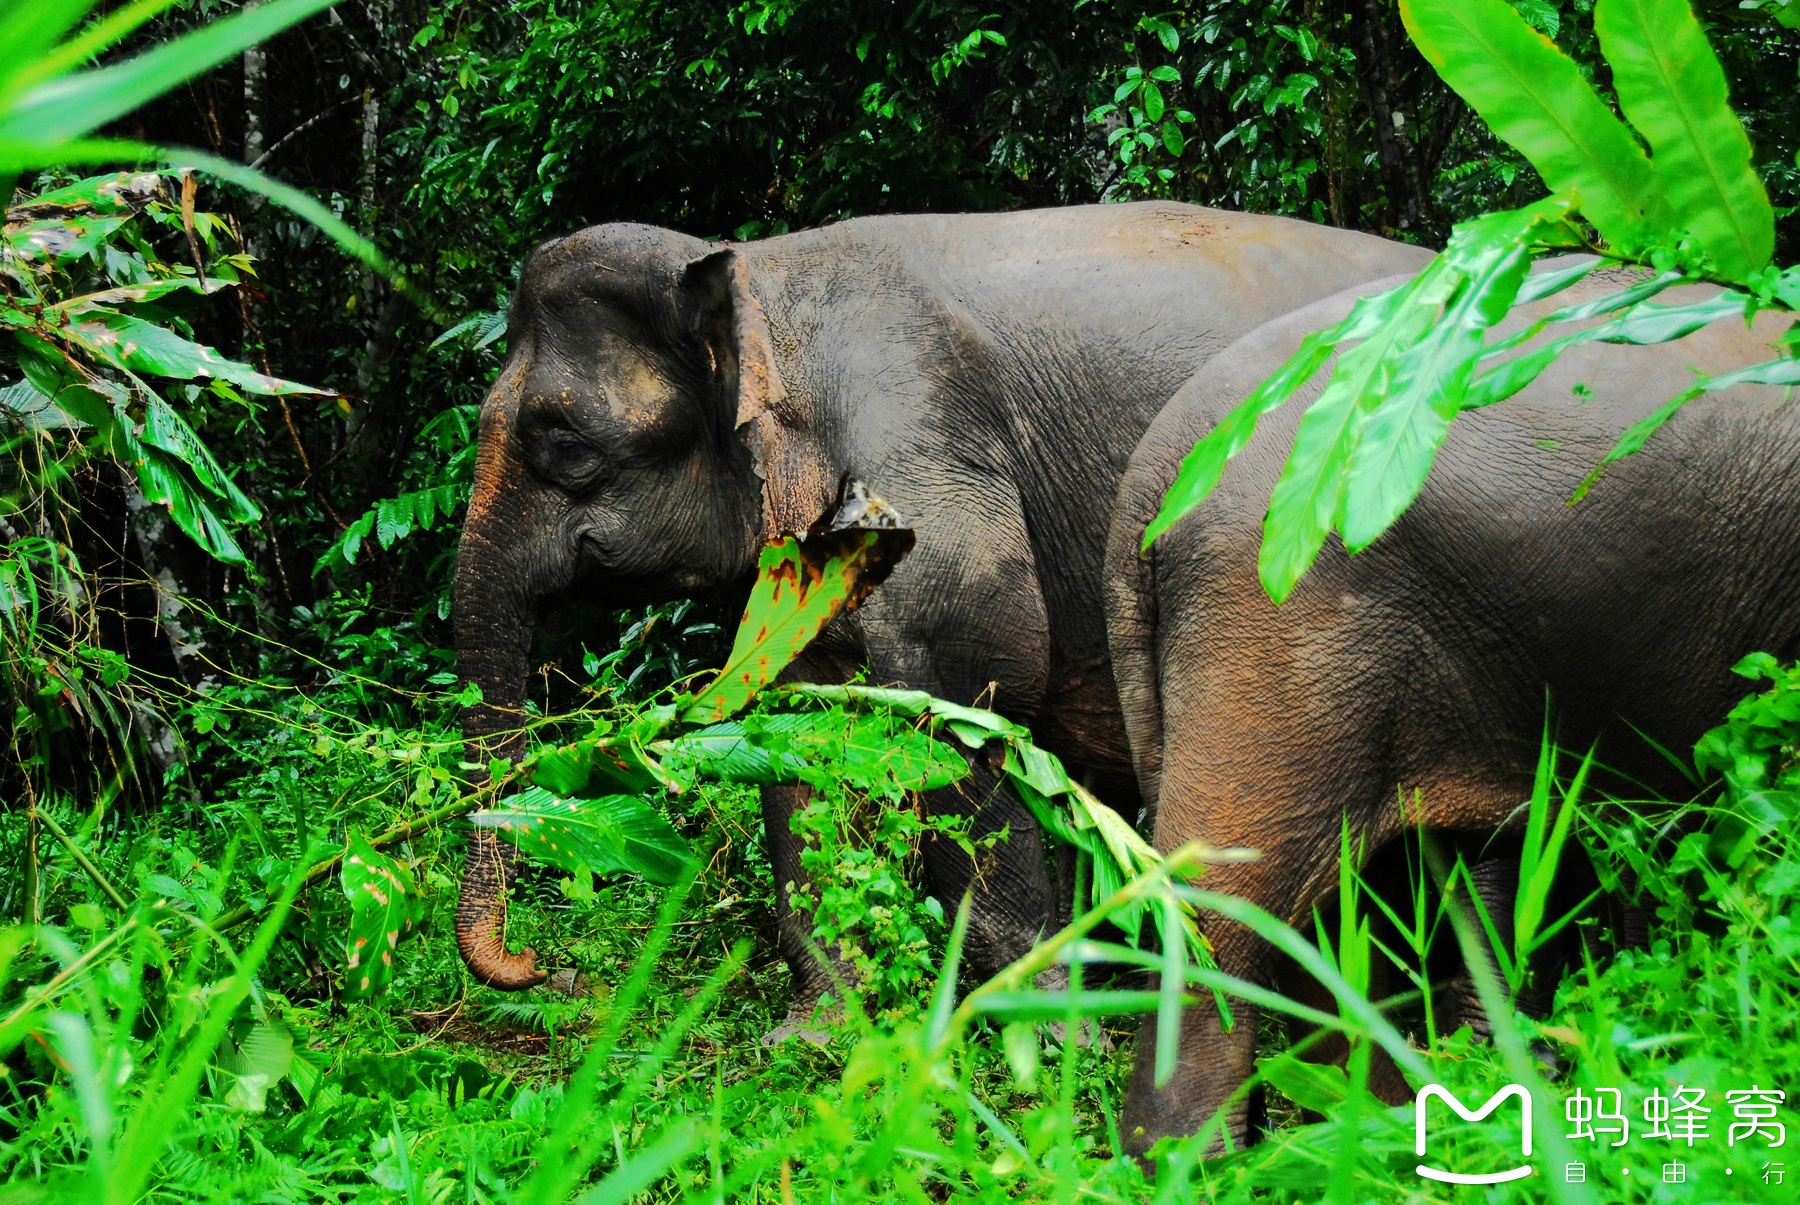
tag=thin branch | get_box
[249,99,356,171]
[210,772,518,934]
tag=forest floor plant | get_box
[2,636,1799,1202]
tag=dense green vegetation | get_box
[4,0,1800,1201]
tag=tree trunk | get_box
[1351,0,1427,235]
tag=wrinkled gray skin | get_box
[452,202,1431,1024]
[1105,267,1799,1152]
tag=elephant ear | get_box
[684,248,833,541]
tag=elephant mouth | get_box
[572,526,750,601]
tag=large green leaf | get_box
[0,0,337,154]
[660,721,809,785]
[664,711,967,791]
[135,445,250,566]
[523,723,668,796]
[340,832,421,1000]
[1338,210,1549,552]
[1400,0,1662,251]
[141,394,261,520]
[1592,0,1773,282]
[70,313,325,397]
[679,523,913,725]
[1256,266,1452,602]
[473,788,694,885]
[1140,319,1350,550]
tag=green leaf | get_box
[1338,233,1536,551]
[1161,120,1185,156]
[141,393,260,519]
[220,1019,294,1112]
[0,0,103,99]
[340,832,420,1000]
[525,726,666,796]
[1400,0,1661,251]
[1257,266,1453,602]
[680,524,913,724]
[666,710,966,791]
[1140,300,1370,550]
[1573,353,1800,501]
[71,312,324,397]
[1001,1022,1039,1085]
[1141,79,1166,122]
[0,0,337,152]
[474,788,694,885]
[661,720,808,784]
[970,990,1171,1022]
[1260,1054,1350,1112]
[376,496,411,550]
[5,213,128,264]
[135,446,251,566]
[1593,0,1773,281]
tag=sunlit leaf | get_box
[340,832,421,1000]
[1400,0,1662,251]
[969,989,1171,1022]
[70,312,325,397]
[664,710,966,791]
[680,520,913,726]
[474,787,694,885]
[1573,353,1800,501]
[1594,0,1773,281]
[1260,1054,1350,1111]
[0,0,337,159]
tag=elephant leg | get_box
[1273,872,1413,1117]
[1438,851,1520,1041]
[759,641,866,1045]
[917,759,1058,982]
[1117,575,1406,1155]
[1123,900,1270,1156]
[760,781,854,1045]
[851,483,1060,986]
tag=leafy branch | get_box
[1145,0,1800,603]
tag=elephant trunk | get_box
[453,528,547,990]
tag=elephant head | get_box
[452,223,831,988]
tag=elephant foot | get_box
[545,967,591,996]
[1034,963,1113,1050]
[761,995,844,1047]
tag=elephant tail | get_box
[1104,444,1171,839]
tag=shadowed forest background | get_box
[116,0,1799,666]
[6,0,1800,1201]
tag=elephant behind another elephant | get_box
[1104,267,1800,1152]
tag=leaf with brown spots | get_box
[472,787,693,885]
[340,832,421,1001]
[679,501,913,726]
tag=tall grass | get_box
[3,654,1797,1203]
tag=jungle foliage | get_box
[2,0,1800,1201]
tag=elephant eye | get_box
[526,423,614,494]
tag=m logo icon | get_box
[1415,1084,1535,1184]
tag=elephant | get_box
[1103,265,1798,1152]
[450,201,1432,1031]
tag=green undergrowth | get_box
[2,604,1799,1203]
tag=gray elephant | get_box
[450,202,1430,1031]
[1104,267,1797,1151]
